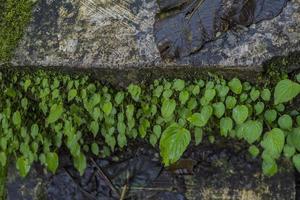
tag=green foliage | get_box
[261,128,285,159]
[248,145,260,158]
[293,154,300,172]
[264,109,277,124]
[159,123,191,166]
[220,117,233,137]
[161,99,176,119]
[232,105,248,124]
[278,114,292,130]
[242,120,263,144]
[274,79,300,105]
[194,127,203,145]
[0,70,300,178]
[228,78,242,94]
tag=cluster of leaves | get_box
[0,70,300,177]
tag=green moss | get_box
[0,0,35,62]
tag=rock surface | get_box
[11,0,161,68]
[9,0,300,73]
[5,141,295,200]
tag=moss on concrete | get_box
[0,0,35,62]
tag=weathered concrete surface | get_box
[9,0,300,72]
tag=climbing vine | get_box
[0,69,300,177]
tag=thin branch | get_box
[119,184,128,200]
[64,168,97,200]
[89,158,120,196]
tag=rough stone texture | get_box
[5,141,296,200]
[11,0,161,68]
[9,0,300,72]
[180,0,300,68]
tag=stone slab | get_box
[8,0,300,72]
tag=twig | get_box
[63,168,97,200]
[187,0,204,21]
[129,186,172,191]
[119,184,128,200]
[89,158,120,196]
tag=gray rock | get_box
[11,0,161,68]
[9,0,300,74]
[181,0,300,68]
[5,142,296,200]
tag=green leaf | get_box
[293,154,300,172]
[114,92,124,105]
[179,90,189,105]
[13,111,21,127]
[192,85,200,95]
[283,145,295,158]
[45,152,59,173]
[102,102,112,116]
[264,109,277,124]
[159,123,191,166]
[262,156,278,176]
[153,86,163,97]
[138,119,150,138]
[220,117,233,137]
[188,106,212,127]
[254,102,265,115]
[149,134,158,146]
[91,143,99,156]
[117,121,126,135]
[90,121,99,137]
[16,157,31,177]
[31,124,39,138]
[287,128,300,151]
[0,152,6,167]
[250,88,260,101]
[296,73,300,83]
[275,104,285,112]
[239,93,248,102]
[126,104,135,120]
[173,79,185,91]
[225,96,237,109]
[261,128,285,159]
[261,89,271,101]
[47,104,64,124]
[212,102,225,118]
[216,85,229,98]
[153,125,162,138]
[274,79,300,105]
[194,127,203,145]
[23,79,31,91]
[73,153,87,176]
[243,120,263,144]
[204,88,216,102]
[278,114,293,130]
[228,78,242,94]
[232,105,248,124]
[161,99,176,119]
[68,89,77,102]
[117,133,127,148]
[188,113,206,127]
[128,84,141,102]
[248,145,260,158]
